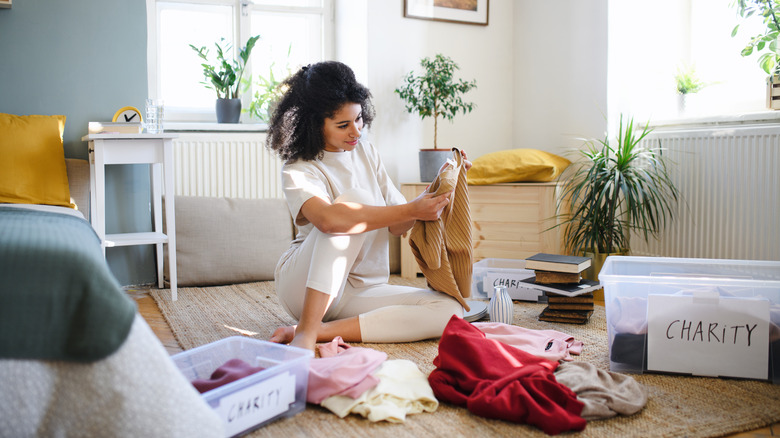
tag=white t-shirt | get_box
[280,141,407,288]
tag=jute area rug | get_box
[151,276,780,438]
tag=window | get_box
[608,0,767,126]
[147,0,333,123]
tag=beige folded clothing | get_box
[554,361,647,420]
[320,359,438,423]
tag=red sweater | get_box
[428,316,586,435]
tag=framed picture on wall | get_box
[404,0,489,26]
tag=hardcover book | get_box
[88,121,143,135]
[538,307,593,324]
[518,276,602,297]
[525,253,592,274]
[534,270,581,284]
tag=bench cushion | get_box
[167,196,293,286]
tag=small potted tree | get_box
[395,54,477,182]
[552,115,682,280]
[731,0,780,109]
[190,35,260,123]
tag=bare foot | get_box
[270,326,295,344]
[289,333,317,352]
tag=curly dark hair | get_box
[266,61,375,162]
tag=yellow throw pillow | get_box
[468,148,571,185]
[0,113,74,208]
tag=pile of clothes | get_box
[189,316,648,434]
[430,316,647,435]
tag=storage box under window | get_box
[599,256,780,383]
[172,337,313,437]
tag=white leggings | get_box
[274,190,463,343]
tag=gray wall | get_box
[0,0,157,286]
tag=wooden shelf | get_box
[0,0,12,9]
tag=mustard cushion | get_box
[0,113,73,208]
[468,148,571,185]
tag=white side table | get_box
[82,133,179,301]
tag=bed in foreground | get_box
[0,113,223,437]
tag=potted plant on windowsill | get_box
[552,115,682,281]
[731,0,780,109]
[244,46,292,124]
[190,35,259,123]
[674,63,709,115]
[395,54,477,182]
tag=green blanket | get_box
[0,207,136,362]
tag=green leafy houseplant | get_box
[731,0,780,75]
[675,64,708,95]
[395,54,477,150]
[245,69,287,123]
[244,46,292,123]
[554,115,681,258]
[190,35,260,99]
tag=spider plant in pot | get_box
[190,35,259,123]
[395,54,477,182]
[553,115,681,280]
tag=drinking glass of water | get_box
[144,99,164,134]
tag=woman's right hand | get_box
[411,191,452,221]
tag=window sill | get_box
[649,110,780,130]
[163,122,268,133]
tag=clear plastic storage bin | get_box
[599,256,780,383]
[172,336,313,437]
[471,258,540,301]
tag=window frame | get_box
[145,0,334,126]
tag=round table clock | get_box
[112,106,143,123]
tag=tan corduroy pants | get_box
[409,148,473,311]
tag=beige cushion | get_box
[166,196,293,286]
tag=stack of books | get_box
[523,253,601,324]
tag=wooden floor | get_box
[128,287,778,437]
[126,287,183,355]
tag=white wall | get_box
[513,1,608,157]
[362,0,515,184]
[337,0,609,185]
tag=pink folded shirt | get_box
[307,336,387,404]
[472,322,583,361]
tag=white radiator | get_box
[630,123,780,261]
[172,132,284,199]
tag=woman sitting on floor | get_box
[266,60,470,352]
